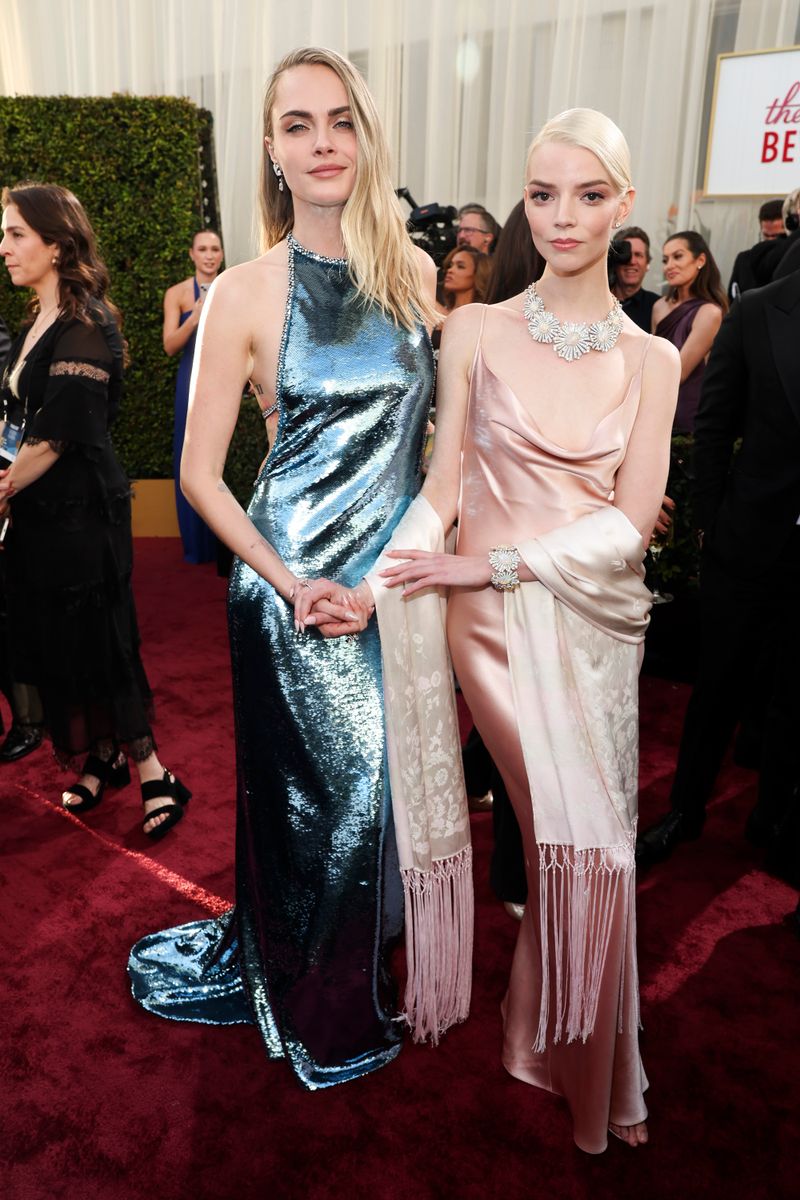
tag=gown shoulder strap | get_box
[468,304,489,380]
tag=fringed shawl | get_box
[371,498,651,1053]
[508,505,650,1050]
[367,496,473,1044]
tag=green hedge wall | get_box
[0,95,218,478]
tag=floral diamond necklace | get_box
[523,282,623,362]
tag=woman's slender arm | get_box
[612,336,681,542]
[180,267,299,602]
[0,442,60,499]
[673,302,723,382]
[163,283,202,357]
[417,303,481,527]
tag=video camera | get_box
[397,188,458,266]
[607,237,632,289]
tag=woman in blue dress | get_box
[162,229,223,563]
[129,47,437,1088]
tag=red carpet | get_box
[2,540,797,1200]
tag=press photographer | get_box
[610,225,660,331]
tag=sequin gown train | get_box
[129,237,433,1088]
[447,311,650,1153]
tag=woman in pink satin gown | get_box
[380,109,679,1153]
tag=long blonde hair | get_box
[526,107,632,196]
[259,46,436,330]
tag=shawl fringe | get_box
[532,834,639,1052]
[400,846,474,1043]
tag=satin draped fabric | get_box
[448,324,653,1153]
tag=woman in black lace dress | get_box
[0,182,189,836]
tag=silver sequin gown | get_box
[128,236,434,1088]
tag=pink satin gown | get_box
[447,309,651,1154]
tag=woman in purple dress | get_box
[651,231,726,433]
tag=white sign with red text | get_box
[705,47,800,195]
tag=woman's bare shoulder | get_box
[207,248,288,310]
[641,333,681,407]
[644,331,680,368]
[163,276,194,302]
[617,319,678,390]
[651,295,669,320]
[442,301,489,335]
[413,248,438,325]
[440,302,489,351]
[438,304,488,374]
[413,244,437,287]
[694,300,724,327]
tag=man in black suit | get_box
[637,269,800,872]
[751,189,800,285]
[728,198,785,299]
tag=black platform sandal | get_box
[62,751,131,813]
[141,769,192,840]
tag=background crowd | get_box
[0,32,797,1194]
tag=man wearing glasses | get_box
[456,203,500,254]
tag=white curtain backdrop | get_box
[1,0,798,284]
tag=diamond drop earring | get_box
[272,161,284,193]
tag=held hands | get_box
[379,549,492,596]
[290,576,375,639]
[289,551,494,637]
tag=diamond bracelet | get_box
[488,545,521,592]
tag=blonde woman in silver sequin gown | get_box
[128,49,437,1088]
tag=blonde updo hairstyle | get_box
[525,107,633,204]
[259,45,436,330]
